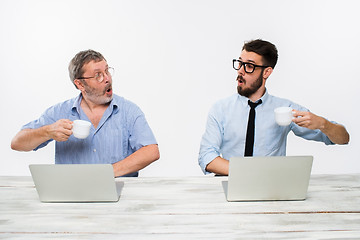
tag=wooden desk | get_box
[1,175,360,239]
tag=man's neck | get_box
[80,97,110,129]
[81,96,110,112]
[248,88,266,103]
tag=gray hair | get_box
[68,49,106,88]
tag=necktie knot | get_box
[248,99,262,109]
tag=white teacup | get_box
[72,120,91,139]
[274,107,294,126]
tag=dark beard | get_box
[237,70,264,98]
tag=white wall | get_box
[1,0,359,176]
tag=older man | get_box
[11,50,159,177]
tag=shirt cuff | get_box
[199,152,220,175]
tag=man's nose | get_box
[103,72,111,83]
[237,65,246,75]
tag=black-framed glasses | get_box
[232,59,269,73]
[77,67,115,83]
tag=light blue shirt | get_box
[198,91,334,174]
[22,94,157,177]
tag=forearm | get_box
[112,144,160,177]
[205,156,229,176]
[11,127,51,152]
[292,110,350,145]
[320,120,350,145]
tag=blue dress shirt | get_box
[198,91,334,174]
[22,94,157,177]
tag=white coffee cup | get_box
[274,107,294,126]
[72,120,91,139]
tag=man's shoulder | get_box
[214,94,238,105]
[208,94,239,115]
[112,94,142,114]
[112,94,138,108]
[265,93,305,109]
[266,94,292,103]
[45,96,78,112]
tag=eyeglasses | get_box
[77,67,115,83]
[232,59,269,73]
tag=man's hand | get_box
[47,119,73,142]
[292,110,326,130]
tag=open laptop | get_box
[224,156,313,201]
[29,164,123,203]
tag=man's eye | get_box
[246,64,255,70]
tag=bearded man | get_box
[11,50,159,177]
[198,39,349,176]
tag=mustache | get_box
[104,83,112,93]
[237,75,245,83]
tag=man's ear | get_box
[263,67,273,80]
[74,79,84,91]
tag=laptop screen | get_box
[226,156,313,201]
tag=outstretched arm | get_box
[292,110,349,145]
[11,119,73,151]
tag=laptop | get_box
[29,164,123,203]
[225,156,313,201]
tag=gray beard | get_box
[83,83,113,105]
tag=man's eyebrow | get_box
[239,57,256,63]
[92,65,109,72]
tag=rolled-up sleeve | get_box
[128,107,158,151]
[20,106,58,151]
[198,105,223,174]
[289,103,335,145]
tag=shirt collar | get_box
[109,95,119,113]
[71,93,119,115]
[71,94,82,115]
[237,89,269,106]
[260,89,269,103]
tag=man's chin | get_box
[90,96,113,105]
[105,92,113,99]
[104,95,113,104]
[237,86,249,97]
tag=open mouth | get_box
[237,75,244,83]
[105,85,112,95]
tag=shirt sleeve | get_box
[20,106,58,151]
[289,103,335,145]
[128,106,157,151]
[198,104,223,175]
[291,122,335,145]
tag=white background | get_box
[1,0,359,176]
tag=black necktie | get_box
[244,99,262,156]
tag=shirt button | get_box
[93,149,96,152]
